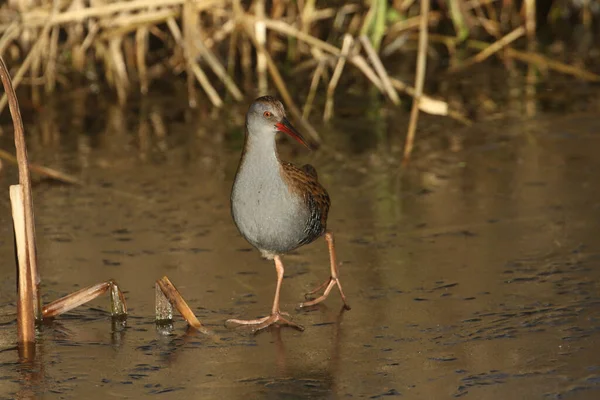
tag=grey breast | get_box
[231,162,309,255]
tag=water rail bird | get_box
[227,96,350,331]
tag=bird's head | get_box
[246,96,309,148]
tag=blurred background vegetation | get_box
[0,0,599,161]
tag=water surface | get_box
[0,83,599,399]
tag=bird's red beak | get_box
[276,117,310,149]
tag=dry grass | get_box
[0,0,598,156]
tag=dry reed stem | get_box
[10,185,35,344]
[190,63,223,107]
[324,34,353,122]
[255,0,267,95]
[255,17,340,56]
[20,0,224,28]
[98,9,179,40]
[389,77,456,118]
[582,0,591,27]
[45,23,59,94]
[425,34,600,82]
[242,20,321,144]
[252,17,394,99]
[504,47,600,82]
[525,0,536,40]
[359,35,400,105]
[0,21,51,114]
[30,31,42,107]
[42,280,127,318]
[183,1,198,108]
[192,35,243,101]
[156,276,210,334]
[310,3,360,24]
[167,17,222,107]
[449,26,525,73]
[402,0,429,166]
[303,58,325,120]
[387,12,441,36]
[347,55,385,91]
[136,26,149,94]
[0,148,82,184]
[109,37,129,104]
[0,56,41,320]
[155,282,173,321]
[226,21,239,76]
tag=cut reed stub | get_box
[155,276,211,335]
[155,281,174,323]
[10,184,35,345]
[42,280,128,319]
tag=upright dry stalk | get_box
[582,0,591,27]
[448,0,468,41]
[303,58,325,119]
[255,0,268,95]
[324,34,353,122]
[524,0,536,41]
[10,185,35,344]
[45,24,60,94]
[136,26,149,94]
[402,0,429,166]
[0,57,41,321]
[183,0,198,107]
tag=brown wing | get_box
[281,162,330,245]
[300,164,318,180]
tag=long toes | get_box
[251,314,304,333]
[225,316,270,327]
[226,313,304,332]
[276,316,305,332]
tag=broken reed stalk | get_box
[402,0,429,166]
[449,26,525,73]
[0,149,82,185]
[156,276,211,334]
[0,56,42,321]
[10,185,35,344]
[42,280,127,318]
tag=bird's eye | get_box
[263,111,272,118]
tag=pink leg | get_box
[227,256,304,332]
[300,231,351,310]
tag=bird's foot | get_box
[226,311,304,332]
[299,277,351,310]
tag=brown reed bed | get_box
[1,0,599,161]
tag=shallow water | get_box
[0,85,600,399]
